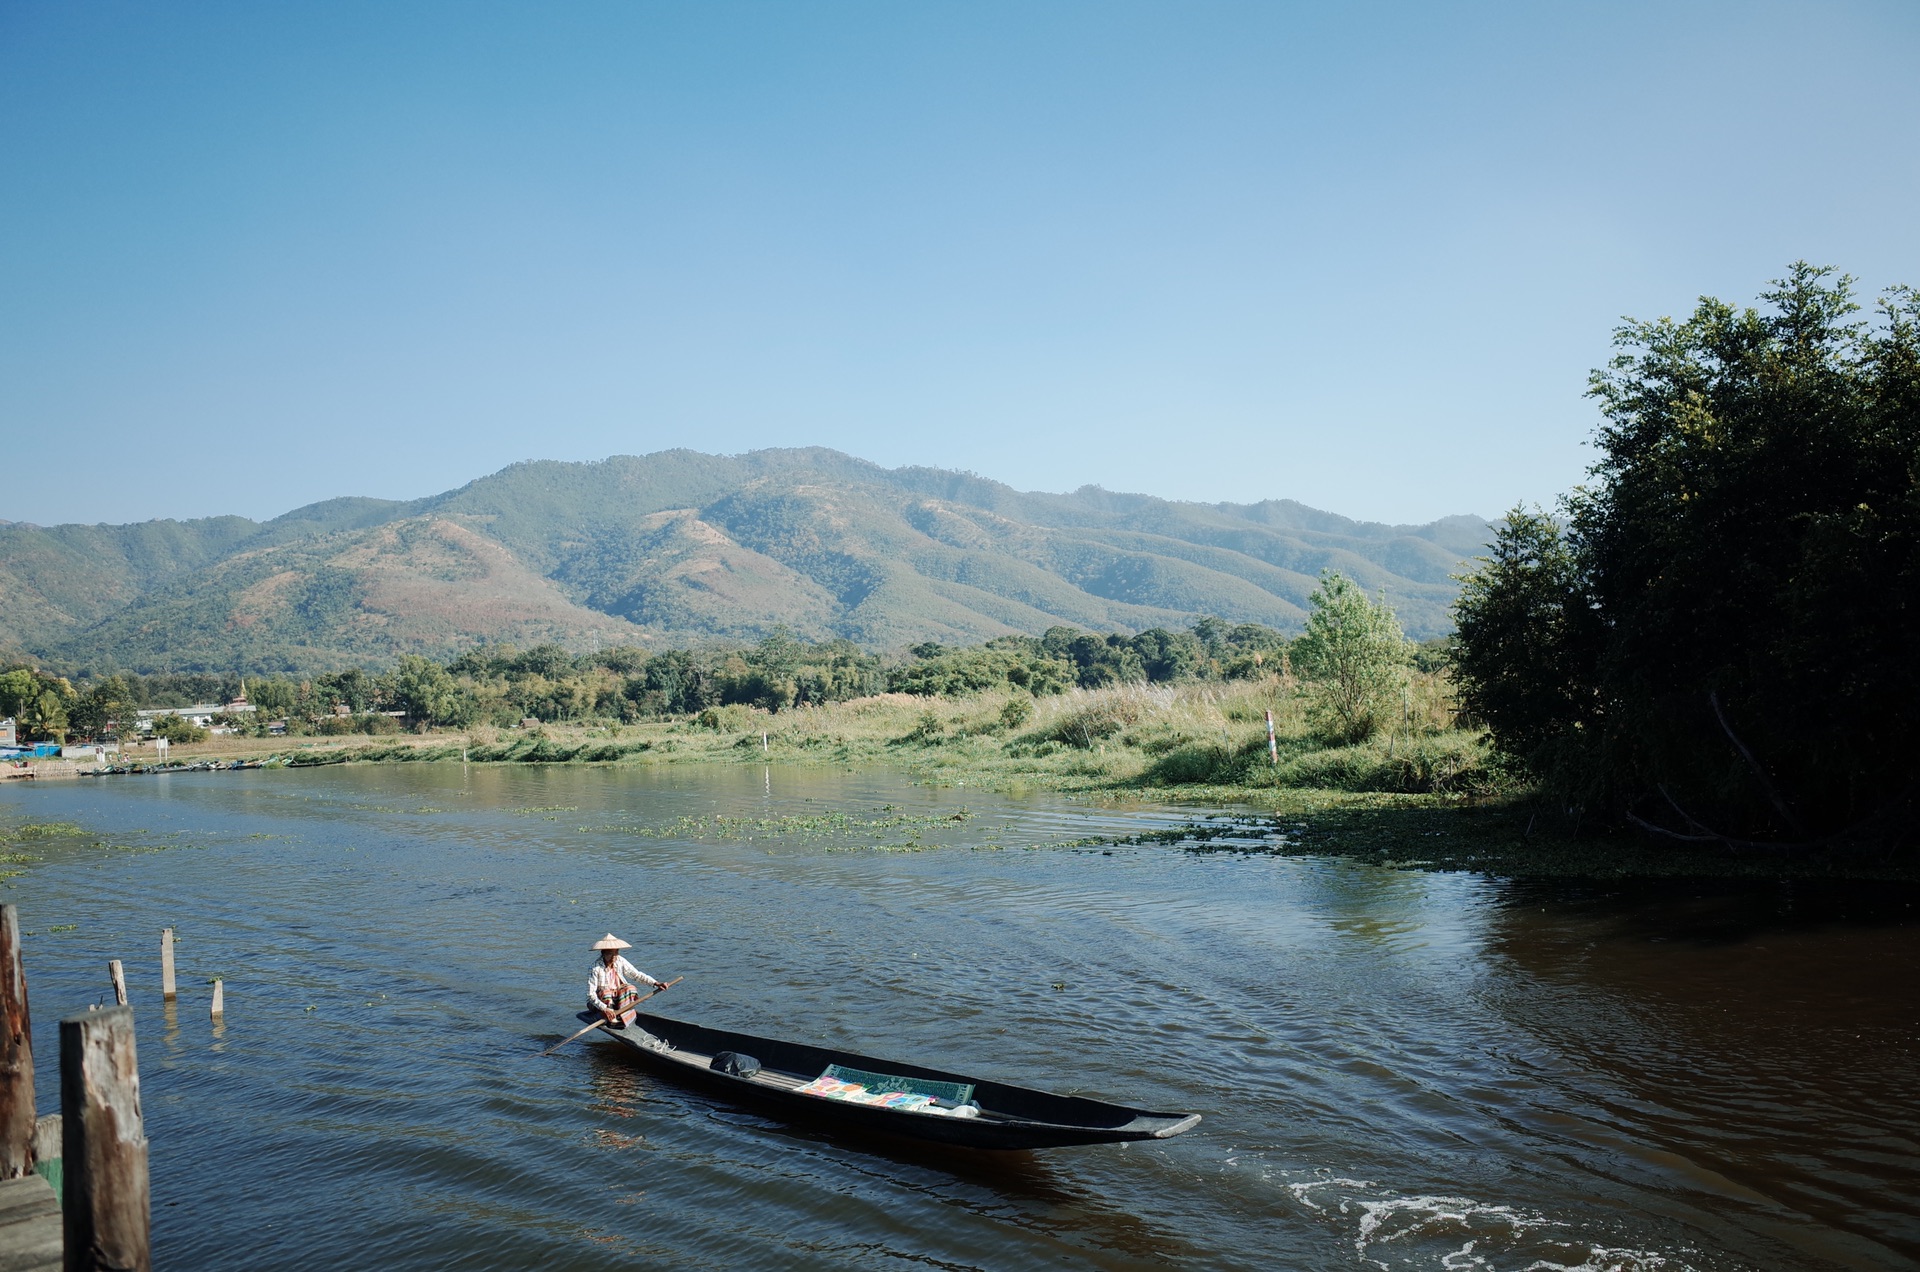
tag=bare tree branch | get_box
[1708,690,1806,837]
[1627,780,1919,853]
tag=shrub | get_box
[696,704,762,731]
[903,710,945,744]
[1038,688,1164,748]
[149,714,208,744]
[314,713,400,736]
[1273,735,1493,794]
[1143,741,1259,785]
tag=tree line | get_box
[6,585,1436,745]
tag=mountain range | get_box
[0,448,1490,674]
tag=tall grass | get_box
[178,668,1500,799]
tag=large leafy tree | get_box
[387,655,472,728]
[0,670,34,724]
[1293,571,1411,744]
[1454,264,1920,845]
[0,668,76,742]
[68,675,138,741]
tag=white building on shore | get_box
[136,685,256,734]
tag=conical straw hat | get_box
[591,933,632,951]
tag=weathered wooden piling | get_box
[209,980,223,1019]
[158,931,174,1002]
[107,963,127,1009]
[0,906,33,1180]
[60,1006,150,1272]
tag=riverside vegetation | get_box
[6,582,1483,802]
[8,579,1555,868]
[21,589,1898,879]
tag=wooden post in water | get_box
[159,930,174,1002]
[61,1005,150,1272]
[209,980,223,1019]
[108,961,127,1008]
[0,905,33,1180]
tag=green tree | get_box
[0,670,36,724]
[1129,628,1202,682]
[69,675,138,741]
[1292,571,1410,744]
[150,713,208,744]
[248,678,300,718]
[1453,264,1920,845]
[314,668,375,714]
[1450,509,1598,783]
[510,644,576,679]
[388,655,469,728]
[0,669,75,743]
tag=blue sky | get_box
[2,1,1915,527]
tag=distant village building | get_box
[136,683,257,734]
[0,718,14,748]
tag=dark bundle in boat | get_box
[584,1010,1201,1151]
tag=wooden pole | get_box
[61,1005,150,1272]
[159,930,175,1001]
[108,961,127,1008]
[0,905,33,1180]
[209,980,223,1018]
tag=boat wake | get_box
[1286,1177,1706,1271]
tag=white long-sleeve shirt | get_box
[587,955,659,1010]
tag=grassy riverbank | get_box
[120,677,1494,798]
[44,681,1917,882]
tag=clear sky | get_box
[2,1,1915,527]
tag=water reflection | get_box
[583,1050,651,1124]
[1481,878,1920,1269]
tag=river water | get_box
[1,763,1914,1270]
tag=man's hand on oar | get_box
[637,976,682,1002]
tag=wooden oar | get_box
[540,977,682,1056]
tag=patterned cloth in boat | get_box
[795,1065,976,1114]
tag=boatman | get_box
[588,933,667,1029]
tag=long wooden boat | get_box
[581,1010,1202,1151]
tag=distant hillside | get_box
[0,449,1489,674]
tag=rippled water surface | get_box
[3,764,1916,1270]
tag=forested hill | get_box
[0,448,1489,674]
